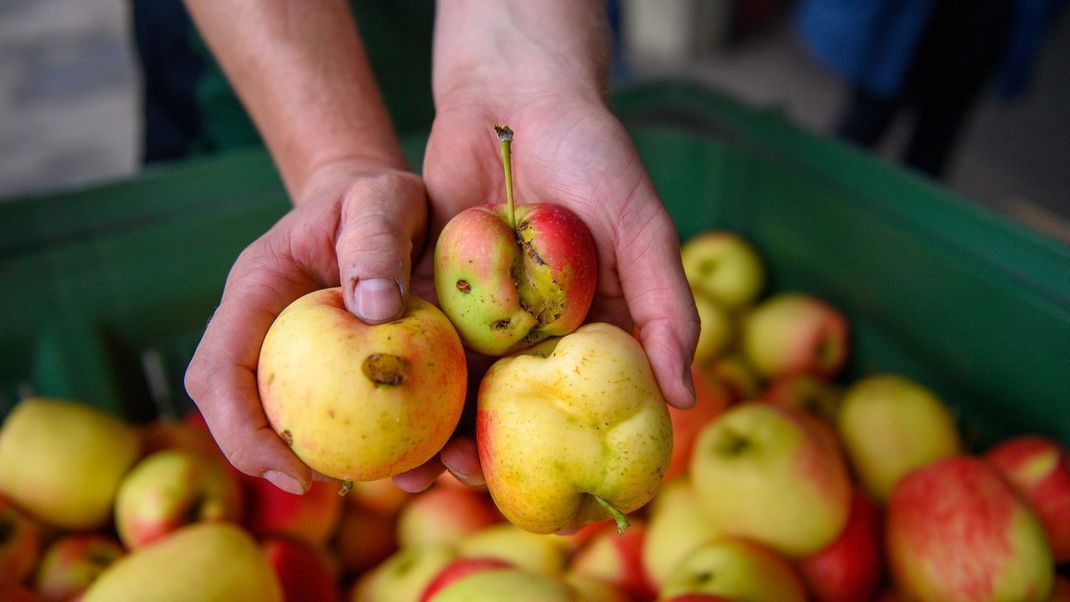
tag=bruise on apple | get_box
[513,218,568,341]
[362,354,411,386]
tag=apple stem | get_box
[495,124,516,231]
[338,479,353,497]
[593,495,631,535]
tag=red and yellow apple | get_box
[420,557,513,602]
[797,491,883,602]
[335,505,397,576]
[34,534,124,601]
[642,478,721,589]
[680,231,766,309]
[456,523,567,576]
[258,289,467,483]
[659,539,807,602]
[348,478,410,516]
[242,475,342,547]
[741,293,849,379]
[570,520,655,600]
[352,545,455,602]
[397,485,500,549]
[261,537,340,602]
[425,567,575,601]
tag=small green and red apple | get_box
[335,504,397,576]
[477,322,672,534]
[642,478,722,589]
[797,491,883,602]
[420,557,513,602]
[886,455,1053,602]
[659,539,807,602]
[680,231,766,309]
[742,293,849,379]
[434,125,597,356]
[352,545,455,602]
[0,494,41,586]
[261,537,340,602]
[985,435,1070,563]
[837,375,961,500]
[690,403,851,557]
[242,475,342,547]
[570,520,655,600]
[34,534,124,601]
[396,485,500,549]
[258,289,467,484]
[114,449,244,549]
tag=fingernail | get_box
[354,278,403,323]
[263,470,306,495]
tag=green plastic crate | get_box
[2,81,1068,448]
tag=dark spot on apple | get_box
[328,409,336,418]
[456,279,471,294]
[696,570,713,583]
[492,319,511,330]
[699,259,718,276]
[86,548,118,568]
[521,329,544,344]
[362,353,411,386]
[523,241,546,266]
[714,429,750,456]
[280,430,293,447]
[267,372,275,385]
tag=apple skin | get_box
[335,504,397,576]
[761,374,843,424]
[563,574,630,601]
[242,475,341,547]
[434,202,597,356]
[661,595,733,602]
[477,322,672,534]
[837,375,962,500]
[352,545,456,602]
[692,289,734,364]
[0,398,141,530]
[663,366,730,482]
[114,449,244,550]
[570,520,656,600]
[33,534,124,601]
[456,523,567,576]
[261,537,340,602]
[347,478,410,516]
[643,478,722,589]
[258,289,467,482]
[741,293,849,379]
[886,455,1054,602]
[0,494,41,586]
[985,435,1070,563]
[690,403,851,557]
[797,491,883,602]
[659,539,807,602]
[420,557,513,602]
[397,485,500,549]
[706,354,762,403]
[680,231,766,309]
[1051,576,1070,602]
[426,567,575,602]
[0,583,40,602]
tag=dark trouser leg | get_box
[836,87,901,149]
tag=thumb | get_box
[334,172,428,323]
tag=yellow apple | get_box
[643,478,722,588]
[457,523,567,576]
[660,539,807,601]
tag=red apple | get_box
[420,557,513,602]
[0,583,40,602]
[34,534,124,601]
[396,485,500,549]
[887,456,1054,602]
[242,475,342,547]
[742,293,849,379]
[797,491,883,602]
[434,125,597,356]
[1050,576,1070,601]
[985,435,1070,563]
[0,494,41,586]
[335,505,397,577]
[261,537,340,602]
[664,365,731,482]
[570,520,655,600]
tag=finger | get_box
[392,456,446,493]
[336,172,428,323]
[615,184,699,410]
[185,235,322,493]
[440,437,485,487]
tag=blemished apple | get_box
[0,398,141,530]
[242,475,342,547]
[352,545,455,602]
[261,537,340,602]
[426,567,575,601]
[680,231,766,309]
[985,435,1070,563]
[456,523,567,576]
[642,478,722,589]
[886,455,1053,602]
[434,125,597,356]
[692,289,734,364]
[114,449,244,549]
[797,491,883,602]
[396,485,500,549]
[837,374,961,500]
[258,289,467,483]
[741,293,849,379]
[0,494,41,586]
[659,539,807,602]
[335,504,397,576]
[477,322,672,534]
[570,520,656,600]
[34,534,124,601]
[689,403,851,557]
[420,557,513,602]
[84,523,280,602]
[663,366,730,482]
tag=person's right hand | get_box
[184,159,427,495]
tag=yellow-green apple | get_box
[837,375,961,500]
[477,322,672,534]
[456,523,567,576]
[433,125,597,356]
[563,574,629,601]
[797,491,883,602]
[34,534,124,601]
[664,367,730,482]
[643,478,722,589]
[659,539,807,601]
[680,231,765,309]
[335,505,397,577]
[258,289,467,483]
[0,398,140,529]
[741,293,849,379]
[761,374,843,424]
[692,289,733,364]
[261,537,340,602]
[242,475,341,547]
[114,449,244,549]
[397,485,500,549]
[420,557,513,602]
[706,354,762,402]
[985,435,1070,563]
[351,545,455,602]
[84,523,280,601]
[348,478,410,516]
[886,455,1053,602]
[570,520,655,600]
[0,494,41,586]
[690,403,851,557]
[426,567,575,601]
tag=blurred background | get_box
[1,0,1068,242]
